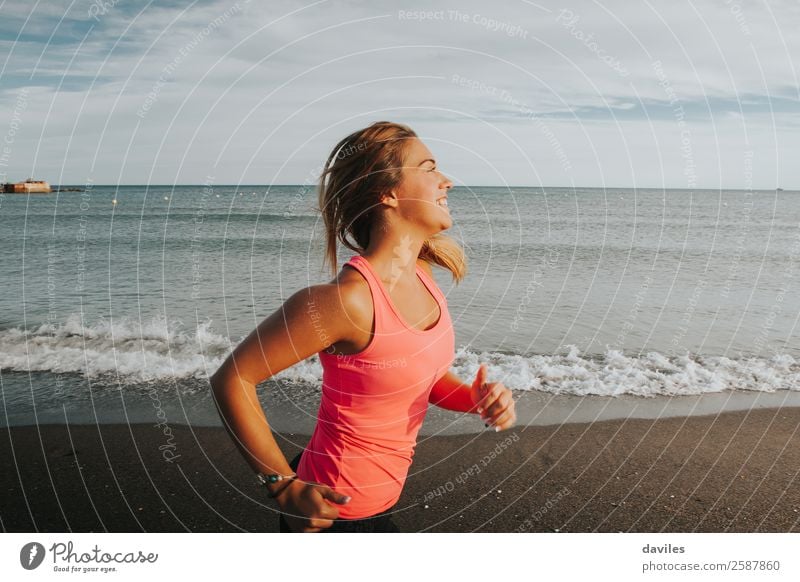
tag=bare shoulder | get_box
[210,281,363,386]
[296,279,369,327]
[335,264,374,327]
[292,282,347,313]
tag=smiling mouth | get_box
[436,197,449,210]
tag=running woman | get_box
[210,121,516,532]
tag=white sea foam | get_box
[0,313,232,382]
[447,344,800,397]
[1,317,798,395]
[0,314,323,386]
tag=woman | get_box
[210,121,516,533]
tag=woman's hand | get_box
[470,363,516,431]
[277,479,351,533]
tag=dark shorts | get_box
[278,451,401,533]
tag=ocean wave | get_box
[0,314,231,382]
[449,345,800,397]
[0,314,324,386]
[1,316,798,395]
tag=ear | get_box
[380,190,399,208]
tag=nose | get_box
[440,172,453,190]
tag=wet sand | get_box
[1,407,798,532]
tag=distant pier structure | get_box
[2,178,52,193]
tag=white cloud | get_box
[0,0,797,188]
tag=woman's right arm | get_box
[209,283,361,532]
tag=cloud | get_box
[0,0,798,188]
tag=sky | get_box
[0,0,798,188]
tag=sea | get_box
[2,185,799,433]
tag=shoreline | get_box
[423,388,800,434]
[1,407,798,532]
[4,388,799,436]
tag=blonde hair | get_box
[317,121,467,283]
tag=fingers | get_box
[473,363,488,392]
[312,487,346,525]
[480,387,516,430]
[292,511,335,533]
[318,486,352,506]
[471,363,489,410]
[287,483,348,533]
[475,382,505,414]
[470,368,517,430]
[486,403,516,431]
[305,517,335,532]
[283,505,332,532]
[303,498,340,531]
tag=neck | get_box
[361,227,427,287]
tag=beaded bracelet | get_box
[256,472,298,499]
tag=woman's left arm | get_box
[428,370,479,413]
[428,364,517,431]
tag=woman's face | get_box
[384,137,453,233]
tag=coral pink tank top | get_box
[295,254,455,518]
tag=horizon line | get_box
[32,184,797,191]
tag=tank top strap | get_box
[414,261,446,304]
[343,254,392,334]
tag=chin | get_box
[417,210,452,234]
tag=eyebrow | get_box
[417,158,436,166]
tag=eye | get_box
[428,166,437,172]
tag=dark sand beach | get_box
[2,407,798,532]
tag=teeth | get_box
[437,198,448,207]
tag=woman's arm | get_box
[428,370,480,413]
[429,366,517,431]
[209,283,363,530]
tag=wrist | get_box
[255,471,297,497]
[274,478,303,508]
[453,388,480,414]
[464,385,481,414]
[430,378,478,414]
